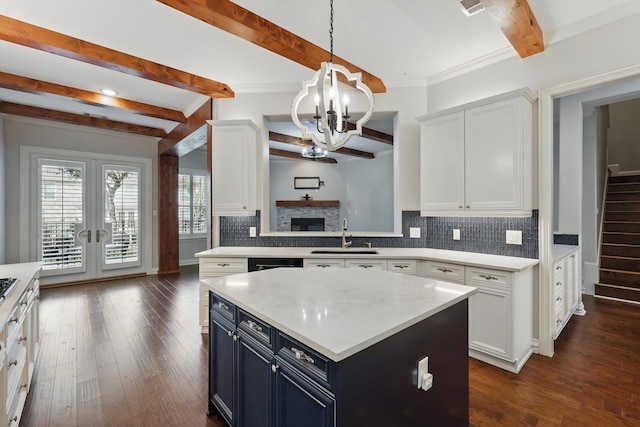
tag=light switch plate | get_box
[409,227,421,238]
[453,229,461,240]
[506,230,522,245]
[249,227,257,238]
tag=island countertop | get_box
[201,268,476,361]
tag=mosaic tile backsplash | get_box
[220,210,539,259]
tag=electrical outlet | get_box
[453,229,461,240]
[249,227,257,238]
[409,227,421,238]
[506,230,522,245]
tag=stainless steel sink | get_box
[310,249,379,255]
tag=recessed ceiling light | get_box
[100,88,118,96]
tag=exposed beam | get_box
[268,131,375,160]
[158,99,212,156]
[270,148,337,164]
[156,0,386,93]
[0,101,167,137]
[0,15,234,98]
[346,122,394,145]
[0,72,186,122]
[483,0,544,58]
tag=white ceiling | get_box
[1,0,640,135]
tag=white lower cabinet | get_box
[345,259,388,270]
[0,264,40,427]
[553,248,580,339]
[303,259,345,268]
[422,262,533,373]
[199,257,248,333]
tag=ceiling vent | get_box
[459,0,486,16]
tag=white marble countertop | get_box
[553,244,580,261]
[197,246,538,272]
[201,268,476,362]
[0,262,41,325]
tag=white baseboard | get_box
[179,259,199,266]
[531,339,539,354]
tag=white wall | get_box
[213,87,427,222]
[608,98,640,172]
[0,115,5,264]
[582,112,598,294]
[3,116,159,269]
[427,13,640,113]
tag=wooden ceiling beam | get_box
[268,131,375,160]
[0,71,186,122]
[0,15,234,98]
[156,0,386,93]
[483,0,544,58]
[0,101,168,137]
[270,148,337,164]
[346,122,393,145]
[158,99,212,156]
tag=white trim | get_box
[538,62,640,357]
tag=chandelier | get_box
[290,0,374,152]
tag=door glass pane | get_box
[178,174,191,234]
[192,175,207,234]
[40,162,84,270]
[104,168,139,264]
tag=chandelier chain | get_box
[329,0,334,63]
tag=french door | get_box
[22,147,151,285]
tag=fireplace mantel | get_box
[276,200,340,207]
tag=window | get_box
[178,171,208,236]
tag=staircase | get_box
[597,174,640,303]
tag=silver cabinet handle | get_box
[87,230,91,243]
[556,265,562,271]
[479,274,498,280]
[247,320,262,332]
[271,364,279,373]
[8,360,17,367]
[395,265,409,269]
[18,336,27,343]
[556,296,562,302]
[358,264,373,269]
[556,281,562,287]
[8,415,17,425]
[8,317,18,324]
[217,301,229,311]
[96,230,100,243]
[317,264,331,268]
[217,263,230,267]
[437,267,452,273]
[291,347,314,364]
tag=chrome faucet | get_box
[341,218,352,248]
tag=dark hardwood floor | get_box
[20,266,640,426]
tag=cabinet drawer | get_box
[345,259,387,270]
[424,261,465,284]
[5,305,21,342]
[304,259,345,268]
[200,258,248,277]
[238,309,274,349]
[277,333,334,392]
[466,267,511,289]
[209,292,236,323]
[388,259,417,275]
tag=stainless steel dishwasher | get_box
[248,257,303,271]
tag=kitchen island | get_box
[202,267,476,427]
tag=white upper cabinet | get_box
[209,120,258,216]
[418,89,536,217]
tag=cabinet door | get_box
[237,335,274,427]
[211,121,257,216]
[464,97,526,211]
[420,112,465,213]
[275,362,335,427]
[466,268,513,361]
[209,314,236,426]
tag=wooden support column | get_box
[158,154,180,274]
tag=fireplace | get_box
[291,217,325,231]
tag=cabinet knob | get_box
[227,330,234,338]
[271,364,279,373]
[217,301,230,311]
